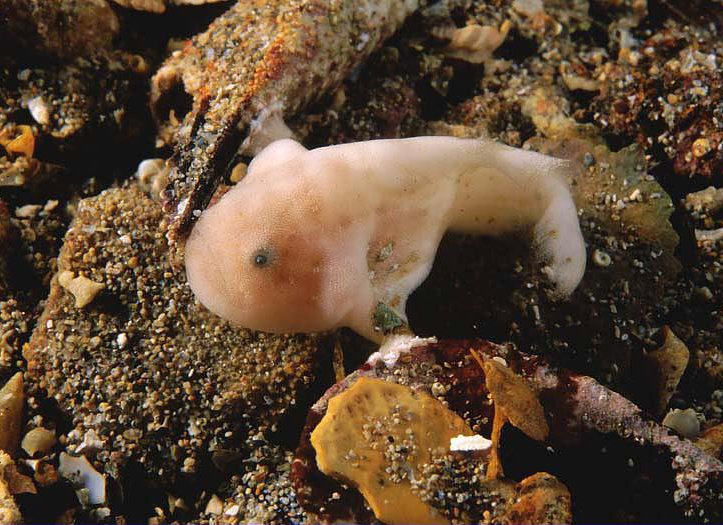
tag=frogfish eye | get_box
[251,248,275,268]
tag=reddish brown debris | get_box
[293,339,723,523]
[590,25,722,182]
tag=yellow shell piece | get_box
[0,126,35,158]
[483,360,549,442]
[0,373,23,456]
[311,377,475,525]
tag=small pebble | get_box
[593,249,612,267]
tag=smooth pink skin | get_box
[185,137,586,341]
[185,140,378,336]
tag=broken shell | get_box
[0,373,23,456]
[663,408,700,439]
[685,186,723,214]
[126,54,150,75]
[21,428,57,457]
[204,494,224,515]
[444,22,511,64]
[311,377,473,524]
[27,96,51,126]
[691,138,712,158]
[58,453,106,506]
[15,204,41,219]
[592,249,612,267]
[512,0,544,17]
[0,125,35,158]
[641,326,690,415]
[57,271,105,308]
[482,359,549,442]
[136,159,169,201]
[562,73,600,92]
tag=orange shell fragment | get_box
[310,377,475,525]
[483,359,549,442]
[0,126,35,158]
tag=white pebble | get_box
[450,434,492,452]
[27,96,51,125]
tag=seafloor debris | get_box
[481,358,549,442]
[589,23,722,182]
[293,338,722,523]
[639,326,690,415]
[0,452,22,524]
[153,0,424,265]
[0,125,35,158]
[112,0,226,13]
[301,352,571,525]
[0,202,14,294]
[0,0,118,59]
[0,156,63,189]
[0,52,148,153]
[696,424,723,460]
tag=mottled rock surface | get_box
[24,186,325,499]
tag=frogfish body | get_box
[185,137,586,341]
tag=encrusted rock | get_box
[294,339,722,523]
[24,185,324,493]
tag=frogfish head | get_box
[184,176,360,334]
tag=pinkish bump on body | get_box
[185,137,586,341]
